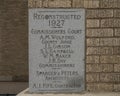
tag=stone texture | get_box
[86,29,113,37]
[86,9,113,18]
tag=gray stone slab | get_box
[29,9,85,93]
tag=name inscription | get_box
[29,9,85,93]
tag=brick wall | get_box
[0,0,28,82]
[28,0,120,92]
[0,0,120,93]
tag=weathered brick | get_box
[87,38,99,46]
[100,73,120,83]
[114,64,120,72]
[28,0,42,8]
[114,84,120,92]
[0,76,12,81]
[114,19,120,27]
[101,19,114,27]
[86,73,99,82]
[86,29,113,37]
[87,19,100,28]
[0,71,12,76]
[1,0,28,81]
[86,9,113,18]
[87,83,113,92]
[12,75,28,82]
[87,47,100,55]
[86,64,113,72]
[86,56,99,63]
[99,38,120,46]
[101,19,120,27]
[42,0,48,7]
[47,0,71,7]
[100,47,113,55]
[100,56,120,63]
[84,0,99,8]
[0,65,12,71]
[115,28,120,36]
[114,9,120,17]
[72,0,84,7]
[87,47,113,55]
[114,47,120,55]
[100,0,118,8]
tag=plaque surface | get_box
[29,9,85,93]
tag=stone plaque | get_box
[29,9,85,93]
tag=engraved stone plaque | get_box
[29,9,85,93]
